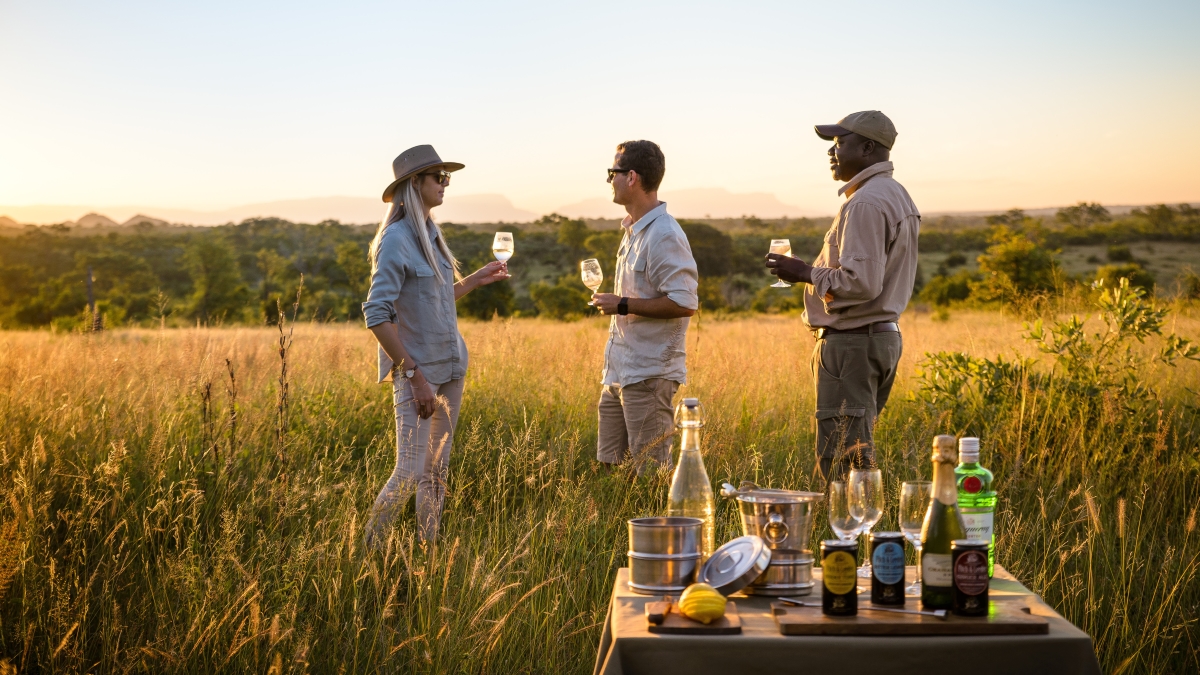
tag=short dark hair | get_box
[616,140,665,192]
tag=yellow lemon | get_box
[678,583,727,624]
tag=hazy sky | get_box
[2,0,1198,217]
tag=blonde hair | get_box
[369,176,461,284]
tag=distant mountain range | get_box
[1,193,1193,228]
[0,188,818,226]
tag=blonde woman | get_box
[362,145,509,546]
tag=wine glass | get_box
[580,259,603,306]
[768,239,793,288]
[850,468,884,578]
[900,480,933,595]
[827,481,863,542]
[493,232,514,268]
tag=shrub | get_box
[972,225,1061,303]
[1106,244,1135,262]
[529,274,592,320]
[919,270,976,306]
[1096,264,1155,294]
[1177,267,1200,299]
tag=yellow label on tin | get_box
[823,551,857,595]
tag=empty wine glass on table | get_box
[850,468,884,578]
[900,480,933,595]
[493,232,514,268]
[768,239,793,288]
[581,259,603,306]
[827,480,863,542]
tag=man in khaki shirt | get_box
[766,110,920,483]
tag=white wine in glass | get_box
[769,238,792,288]
[492,232,514,263]
[580,259,603,305]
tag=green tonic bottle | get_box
[921,435,967,609]
[956,437,997,577]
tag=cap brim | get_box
[382,161,466,202]
[814,124,851,141]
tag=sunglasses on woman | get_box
[421,170,452,186]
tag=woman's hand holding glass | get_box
[470,260,511,287]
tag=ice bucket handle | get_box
[764,512,789,545]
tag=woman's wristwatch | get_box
[396,363,419,380]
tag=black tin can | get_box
[951,539,990,616]
[820,539,858,616]
[870,531,906,606]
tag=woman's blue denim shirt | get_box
[362,216,468,385]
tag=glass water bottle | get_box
[667,397,715,557]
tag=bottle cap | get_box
[674,398,705,429]
[958,437,980,463]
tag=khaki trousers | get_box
[811,332,902,484]
[365,377,464,547]
[597,378,679,473]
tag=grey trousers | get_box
[365,377,464,547]
[811,331,902,484]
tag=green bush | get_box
[529,274,592,320]
[920,270,976,306]
[1095,264,1155,294]
[972,225,1061,303]
[1106,244,1134,262]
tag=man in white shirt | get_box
[592,140,700,473]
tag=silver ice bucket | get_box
[721,482,822,596]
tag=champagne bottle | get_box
[667,398,714,557]
[921,434,967,609]
[956,437,997,577]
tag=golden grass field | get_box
[0,308,1197,673]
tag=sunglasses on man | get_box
[606,168,632,183]
[420,170,452,186]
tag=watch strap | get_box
[618,297,629,316]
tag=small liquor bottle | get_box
[821,539,858,616]
[870,532,906,606]
[956,437,997,577]
[921,435,968,610]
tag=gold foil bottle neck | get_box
[932,434,958,464]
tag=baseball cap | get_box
[814,110,897,149]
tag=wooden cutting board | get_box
[645,600,742,635]
[771,600,1049,636]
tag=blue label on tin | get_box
[872,542,905,585]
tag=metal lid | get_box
[720,481,823,504]
[870,531,905,542]
[820,538,858,552]
[698,535,771,596]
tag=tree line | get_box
[0,203,1197,329]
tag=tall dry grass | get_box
[0,308,1196,673]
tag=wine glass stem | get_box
[914,544,923,586]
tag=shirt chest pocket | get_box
[631,255,651,293]
[413,261,454,343]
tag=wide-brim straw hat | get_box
[382,145,465,203]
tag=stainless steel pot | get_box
[627,517,702,594]
[721,482,822,596]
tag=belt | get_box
[814,322,899,339]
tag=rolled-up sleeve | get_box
[361,237,405,328]
[809,202,887,310]
[647,229,700,310]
